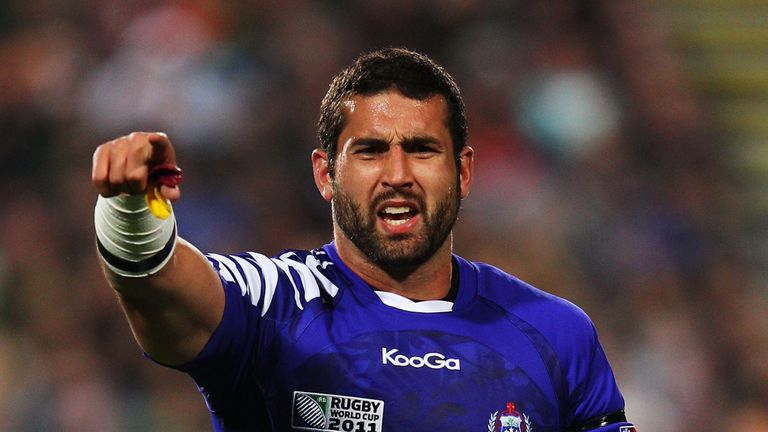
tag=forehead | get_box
[339,91,450,141]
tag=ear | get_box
[458,145,474,199]
[312,149,333,201]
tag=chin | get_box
[368,238,434,269]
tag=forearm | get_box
[103,237,224,365]
[96,208,225,365]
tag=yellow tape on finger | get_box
[145,185,172,220]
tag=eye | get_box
[351,140,388,159]
[358,145,380,154]
[404,137,442,157]
[353,145,383,158]
[410,142,441,158]
[416,143,438,153]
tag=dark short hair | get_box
[317,47,467,176]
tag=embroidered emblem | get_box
[487,402,532,432]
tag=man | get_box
[92,48,635,431]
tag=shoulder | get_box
[465,259,617,409]
[465,259,599,357]
[470,260,593,327]
[204,246,345,322]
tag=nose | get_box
[381,145,414,190]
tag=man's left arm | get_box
[564,322,636,432]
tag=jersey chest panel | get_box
[261,298,562,431]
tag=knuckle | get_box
[105,138,120,149]
[103,138,125,153]
[127,131,148,143]
[92,170,105,183]
[131,138,149,153]
[125,169,146,183]
[93,141,110,159]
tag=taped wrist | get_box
[94,194,177,277]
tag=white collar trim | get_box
[374,291,453,313]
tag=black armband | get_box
[568,409,628,431]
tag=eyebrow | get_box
[349,135,443,150]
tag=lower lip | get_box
[378,213,421,235]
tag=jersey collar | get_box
[321,242,477,313]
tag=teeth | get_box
[384,206,411,214]
[386,219,408,226]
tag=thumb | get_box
[159,184,181,203]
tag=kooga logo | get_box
[381,347,461,371]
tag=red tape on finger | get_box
[149,164,183,187]
[146,164,183,219]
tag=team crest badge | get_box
[488,402,532,432]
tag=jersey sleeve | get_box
[165,250,337,407]
[169,252,285,386]
[562,314,635,431]
[472,261,634,430]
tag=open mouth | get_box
[377,203,420,228]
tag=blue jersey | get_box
[166,243,634,431]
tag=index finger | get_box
[146,132,177,168]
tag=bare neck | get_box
[333,233,454,301]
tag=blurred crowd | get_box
[1,1,767,431]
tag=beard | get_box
[332,180,461,274]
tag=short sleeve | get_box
[172,250,336,388]
[172,254,270,388]
[564,319,634,431]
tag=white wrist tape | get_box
[94,194,177,277]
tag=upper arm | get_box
[562,317,630,430]
[106,237,225,366]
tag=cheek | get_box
[421,162,458,195]
[336,161,381,191]
[334,171,374,206]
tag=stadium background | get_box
[1,1,767,430]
